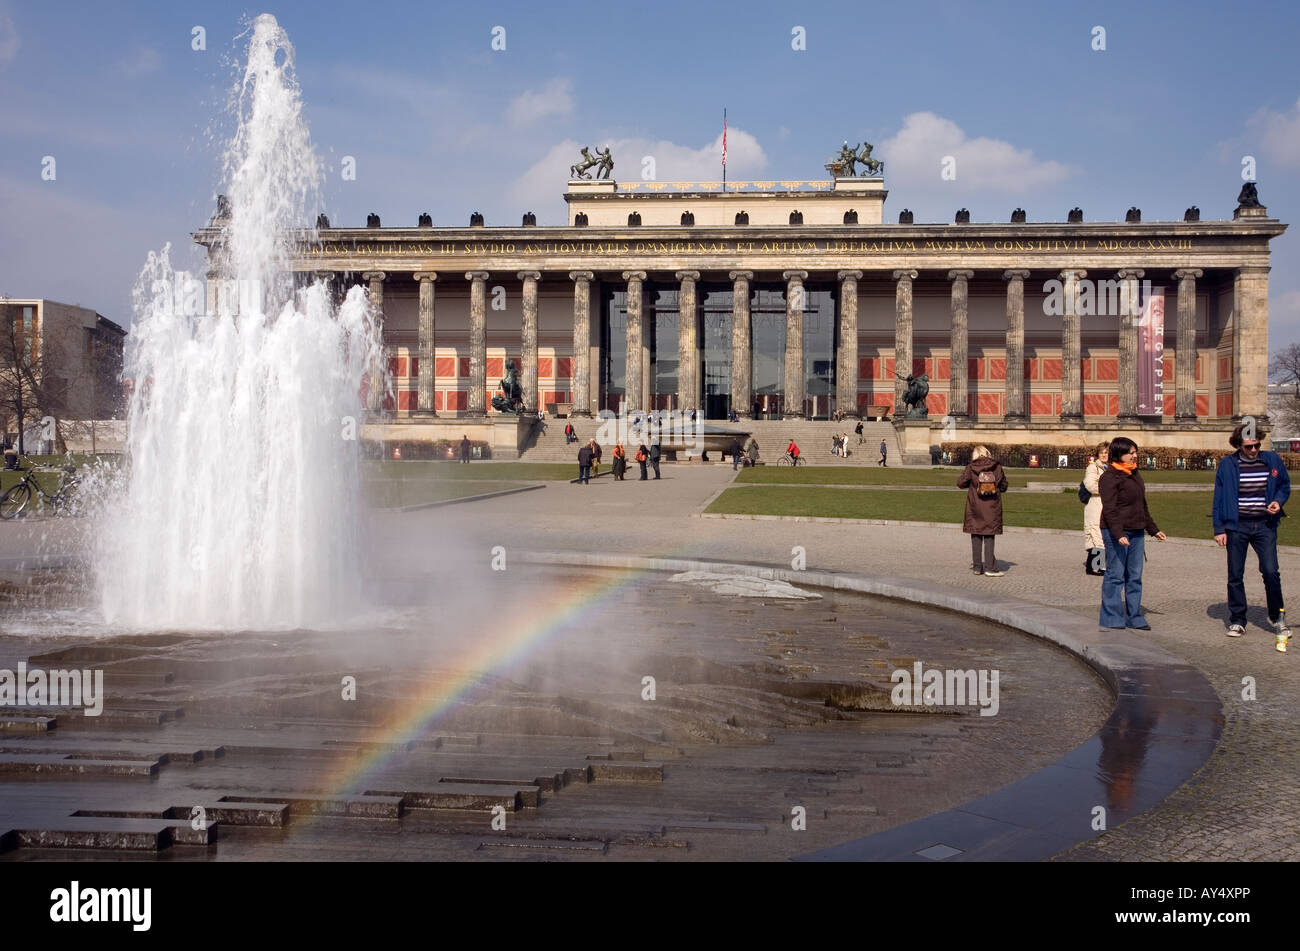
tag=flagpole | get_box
[722,107,727,193]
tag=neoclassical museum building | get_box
[197,162,1285,461]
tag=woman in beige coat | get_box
[1083,443,1108,575]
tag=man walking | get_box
[1214,425,1291,651]
[730,437,744,471]
[460,435,472,464]
[878,438,888,467]
[577,441,593,485]
[649,439,662,479]
[855,420,864,446]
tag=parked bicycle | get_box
[0,460,82,519]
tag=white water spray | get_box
[98,14,384,630]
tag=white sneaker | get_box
[983,570,1005,577]
[1226,624,1246,638]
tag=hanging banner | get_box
[1137,286,1165,415]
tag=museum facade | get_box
[197,174,1286,458]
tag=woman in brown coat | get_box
[957,445,1009,576]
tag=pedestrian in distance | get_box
[460,435,472,464]
[576,441,593,484]
[636,443,649,481]
[590,439,602,477]
[747,438,760,468]
[855,420,865,445]
[1082,442,1109,575]
[958,445,1008,576]
[730,438,744,471]
[612,443,627,481]
[564,422,576,445]
[878,438,888,467]
[1098,437,1167,630]
[1214,424,1291,651]
[649,439,662,479]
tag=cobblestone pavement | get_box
[4,463,1296,860]
[370,465,1299,861]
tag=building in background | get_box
[0,298,126,454]
[196,157,1287,463]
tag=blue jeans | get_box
[578,465,590,484]
[1226,518,1285,625]
[1100,529,1147,627]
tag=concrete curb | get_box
[516,549,1223,863]
[396,482,545,512]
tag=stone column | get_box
[893,270,918,412]
[1002,270,1028,420]
[362,271,386,411]
[518,270,541,414]
[466,271,489,416]
[948,270,974,419]
[568,271,594,417]
[676,271,700,415]
[1059,269,1086,420]
[783,270,808,418]
[414,272,437,416]
[1174,268,1202,420]
[623,271,646,413]
[1116,268,1145,420]
[1235,265,1271,422]
[730,271,754,418]
[837,270,863,419]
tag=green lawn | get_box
[363,461,580,482]
[0,455,121,494]
[736,465,1220,488]
[365,479,532,508]
[706,486,1292,545]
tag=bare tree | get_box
[1269,342,1300,436]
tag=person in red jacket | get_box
[787,440,800,463]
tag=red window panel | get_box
[487,357,503,378]
[459,358,470,378]
[1042,358,1062,381]
[1217,393,1233,417]
[399,390,415,410]
[433,391,443,411]
[435,357,457,378]
[977,394,1001,416]
[1026,358,1038,381]
[1081,359,1091,381]
[913,357,928,377]
[1195,394,1209,416]
[928,392,946,415]
[1218,357,1232,380]
[387,356,402,376]
[1095,359,1118,381]
[1030,393,1055,415]
[967,393,978,416]
[1195,356,1202,383]
[1162,356,1174,382]
[884,358,895,378]
[1163,393,1176,416]
[1083,394,1108,416]
[857,392,872,408]
[934,358,950,380]
[557,357,573,378]
[989,358,1006,381]
[1055,394,1062,414]
[968,358,983,380]
[448,391,467,411]
[1108,395,1119,416]
[538,357,553,378]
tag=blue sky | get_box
[1,0,1298,344]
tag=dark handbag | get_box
[1078,481,1091,504]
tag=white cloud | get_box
[508,128,767,212]
[118,45,162,78]
[506,78,574,127]
[879,112,1072,191]
[0,9,18,65]
[1244,95,1300,167]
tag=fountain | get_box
[96,14,384,631]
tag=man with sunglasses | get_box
[1213,424,1291,651]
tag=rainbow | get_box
[302,560,660,818]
